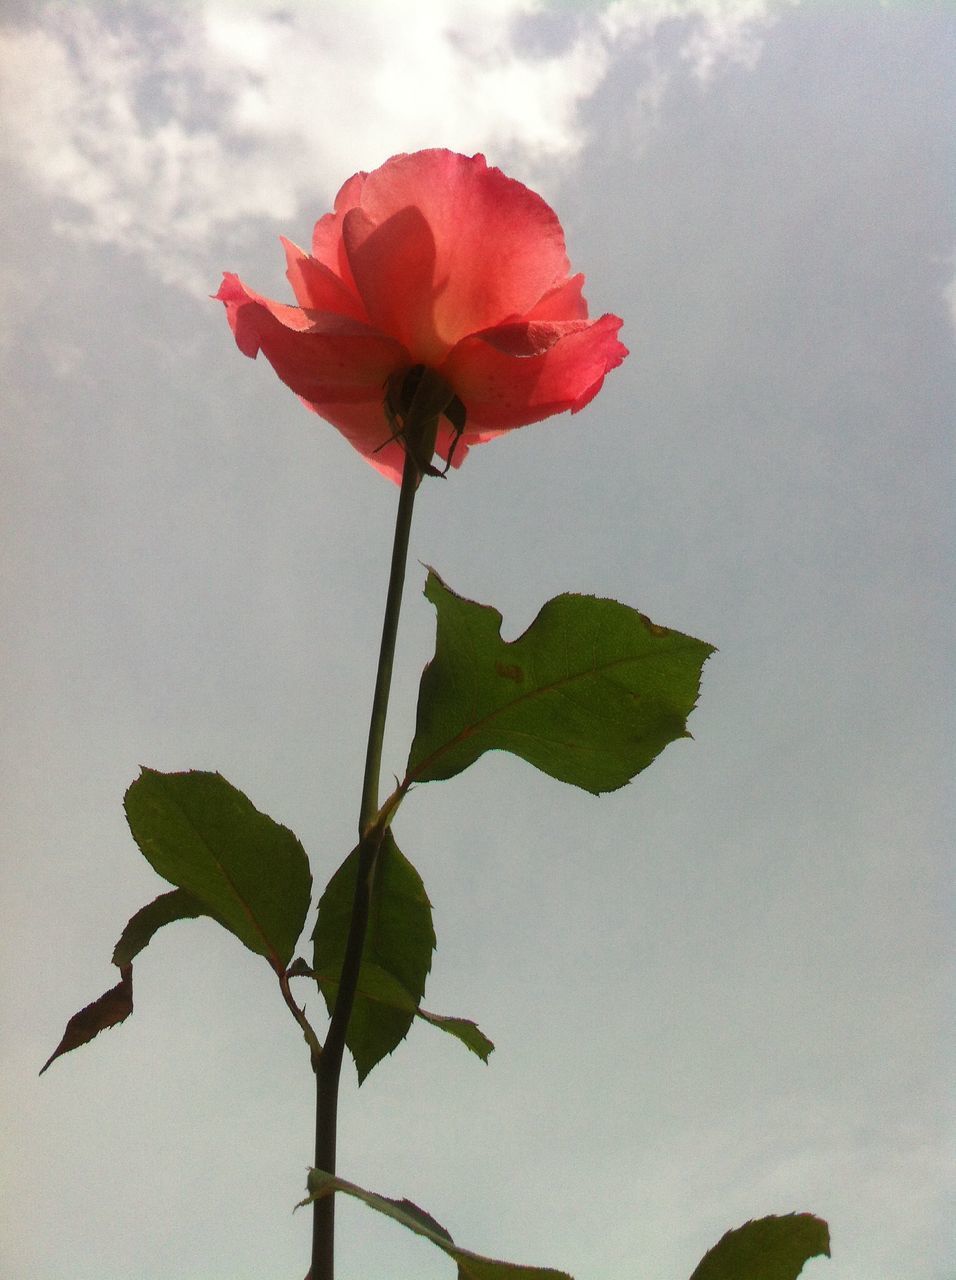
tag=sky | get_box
[1,2,953,1279]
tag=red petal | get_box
[218,152,630,481]
[343,203,443,362]
[526,273,588,321]
[439,313,628,438]
[216,272,469,484]
[281,237,367,322]
[342,150,574,361]
[311,170,366,287]
[215,273,408,404]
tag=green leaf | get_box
[43,774,313,1075]
[312,831,435,1081]
[40,966,133,1075]
[406,570,715,795]
[300,1170,573,1280]
[417,1009,494,1062]
[689,1214,831,1280]
[287,962,493,1065]
[123,769,312,971]
[43,889,225,1073]
[111,888,208,967]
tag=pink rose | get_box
[217,149,627,482]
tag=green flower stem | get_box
[312,448,421,1280]
[357,457,421,835]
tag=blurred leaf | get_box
[407,570,715,795]
[417,1009,494,1062]
[124,769,312,971]
[40,966,132,1075]
[300,1170,572,1279]
[312,831,434,1081]
[689,1214,830,1280]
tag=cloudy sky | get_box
[1,2,953,1279]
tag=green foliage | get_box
[41,892,213,1074]
[124,769,312,971]
[689,1214,831,1280]
[301,1170,572,1279]
[42,772,314,1073]
[417,1009,494,1062]
[407,570,715,795]
[286,963,494,1065]
[312,831,435,1081]
[111,887,207,967]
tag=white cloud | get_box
[602,0,794,81]
[0,0,790,294]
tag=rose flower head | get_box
[216,149,628,482]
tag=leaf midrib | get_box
[159,795,283,970]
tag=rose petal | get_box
[526,273,589,321]
[216,273,408,404]
[343,202,449,366]
[311,171,366,287]
[218,150,628,483]
[344,150,573,360]
[281,238,368,322]
[440,314,628,437]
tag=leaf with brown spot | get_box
[407,569,715,795]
